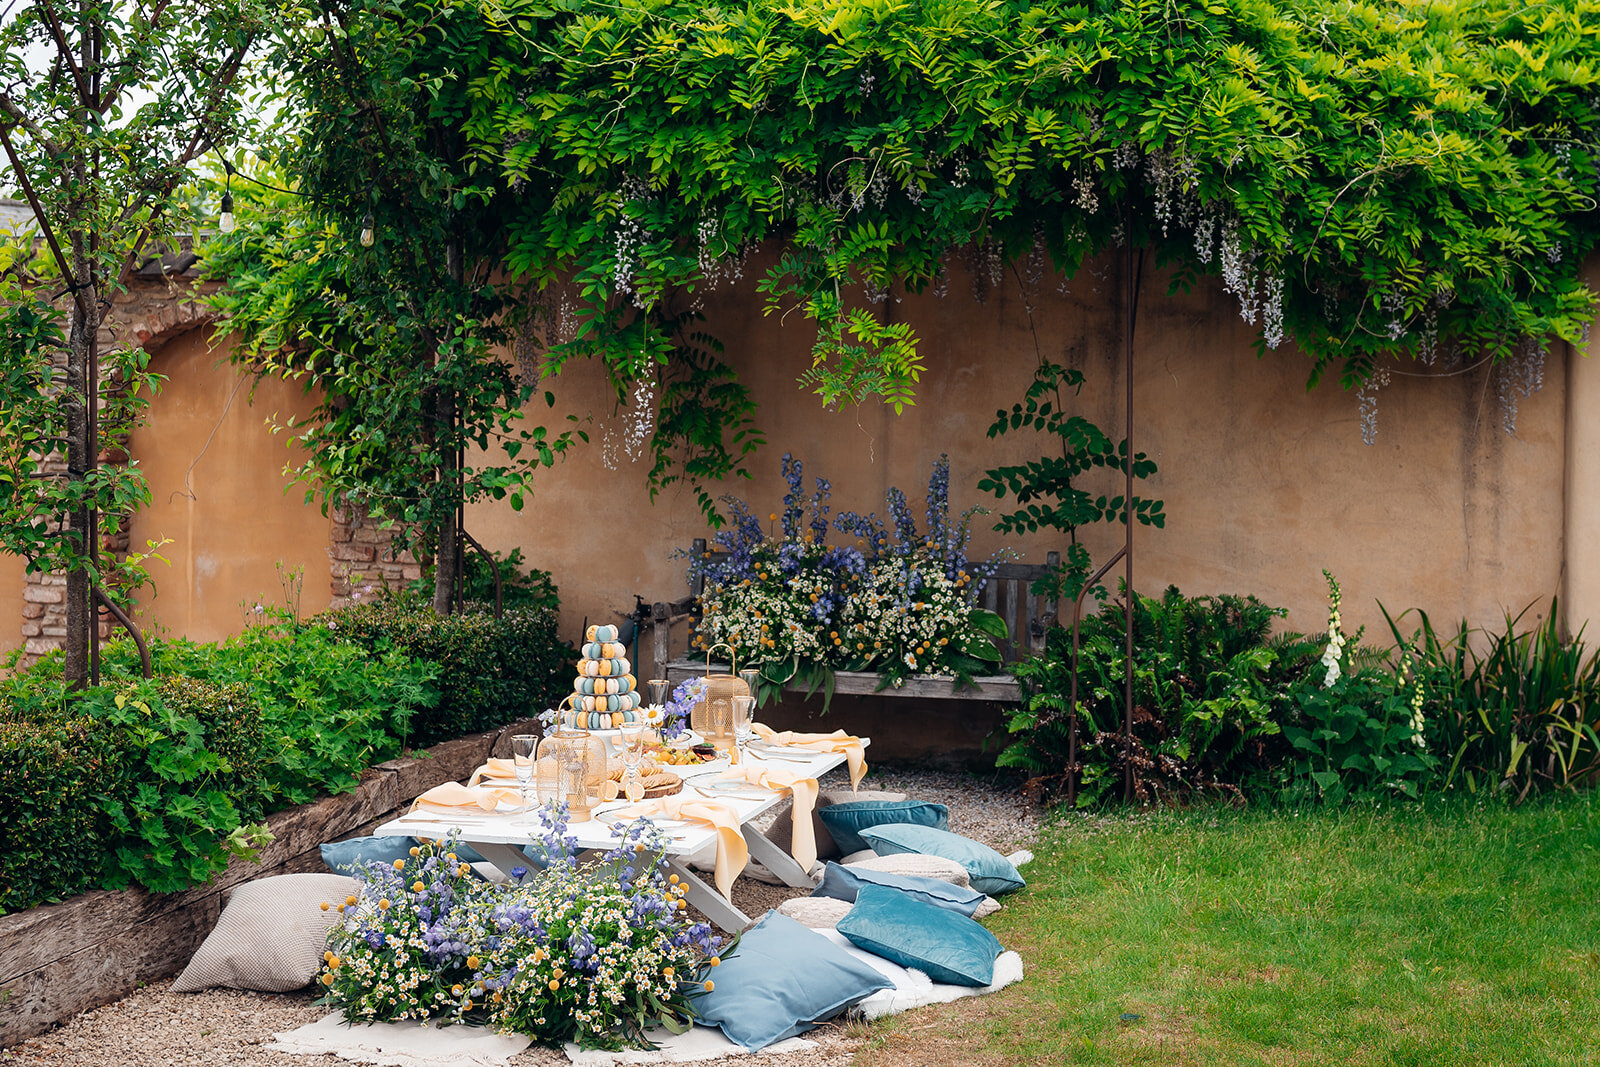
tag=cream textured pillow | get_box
[776,896,854,930]
[763,788,907,862]
[838,849,879,865]
[843,853,972,887]
[973,895,1002,918]
[171,873,359,993]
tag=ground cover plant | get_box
[860,795,1600,1066]
[690,454,1008,699]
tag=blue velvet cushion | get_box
[320,836,496,875]
[856,824,1026,896]
[837,885,1004,987]
[694,911,893,1050]
[816,799,949,855]
[811,861,987,917]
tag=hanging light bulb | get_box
[218,190,236,234]
[360,210,375,248]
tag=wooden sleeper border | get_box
[0,718,541,1048]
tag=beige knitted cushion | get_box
[838,848,878,865]
[844,852,972,887]
[973,895,1002,918]
[763,789,907,863]
[171,873,359,993]
[776,897,854,930]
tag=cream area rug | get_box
[271,943,1023,1066]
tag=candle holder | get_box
[535,727,610,821]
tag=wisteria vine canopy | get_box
[236,0,1599,513]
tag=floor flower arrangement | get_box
[316,808,724,1050]
[691,454,1009,696]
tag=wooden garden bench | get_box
[649,539,1061,703]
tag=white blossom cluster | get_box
[1319,571,1347,689]
[836,554,975,677]
[1356,367,1390,446]
[612,174,657,308]
[697,567,833,665]
[1497,339,1547,436]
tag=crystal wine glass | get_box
[619,721,647,801]
[511,733,538,822]
[731,694,755,762]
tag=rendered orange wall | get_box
[467,251,1570,663]
[0,553,21,659]
[126,327,333,643]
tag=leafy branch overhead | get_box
[458,0,1598,407]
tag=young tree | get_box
[0,0,264,683]
[206,2,585,615]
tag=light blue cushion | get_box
[837,884,1003,987]
[320,835,414,875]
[694,911,892,1050]
[856,824,1026,896]
[321,836,503,875]
[817,799,949,855]
[811,861,987,917]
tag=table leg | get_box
[667,858,751,932]
[464,841,534,880]
[742,825,819,888]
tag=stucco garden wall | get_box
[465,251,1574,665]
[124,327,334,642]
[0,554,21,659]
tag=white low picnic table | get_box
[371,740,866,932]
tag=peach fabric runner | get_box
[719,763,820,872]
[750,724,867,790]
[607,795,749,900]
[409,782,523,814]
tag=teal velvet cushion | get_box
[856,824,1026,896]
[694,911,893,1050]
[811,861,987,917]
[837,885,1003,987]
[816,799,949,855]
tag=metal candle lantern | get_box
[696,644,752,753]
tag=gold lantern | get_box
[694,645,752,754]
[535,727,611,821]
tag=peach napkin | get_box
[468,759,620,802]
[607,795,749,900]
[468,758,521,787]
[750,724,867,790]
[409,782,522,815]
[720,763,820,872]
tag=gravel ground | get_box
[2,766,1036,1067]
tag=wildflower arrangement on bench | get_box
[690,454,1009,696]
[317,812,723,1050]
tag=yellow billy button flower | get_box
[709,956,721,967]
[548,980,560,991]
[463,999,473,1010]
[319,901,329,912]
[668,874,680,884]
[323,950,335,963]
[663,966,675,979]
[491,991,503,1004]
[412,881,425,893]
[466,955,480,970]
[378,898,391,911]
[459,864,471,877]
[327,955,341,969]
[409,846,420,857]
[703,980,715,992]
[345,895,358,907]
[451,985,464,996]
[321,973,334,986]
[445,853,457,864]
[393,859,405,870]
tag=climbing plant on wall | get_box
[223,0,1598,529]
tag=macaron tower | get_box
[563,624,644,729]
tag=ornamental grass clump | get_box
[319,811,722,1050]
[691,454,1008,696]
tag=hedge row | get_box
[0,596,571,915]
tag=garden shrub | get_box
[124,622,433,806]
[1003,585,1319,805]
[324,595,570,747]
[0,675,273,909]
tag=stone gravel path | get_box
[2,766,1035,1067]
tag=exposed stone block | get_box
[22,585,63,604]
[330,543,375,563]
[24,638,57,655]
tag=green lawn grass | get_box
[856,795,1600,1066]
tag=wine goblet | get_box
[511,733,538,822]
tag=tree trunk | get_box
[63,299,93,686]
[430,231,464,616]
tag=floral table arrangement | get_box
[691,454,1010,700]
[316,808,726,1051]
